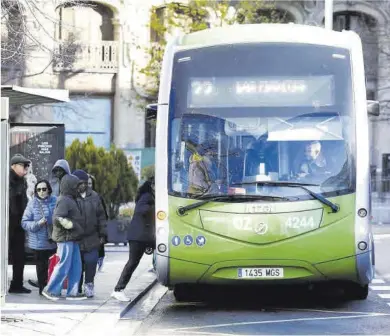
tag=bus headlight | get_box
[358,208,367,218]
[358,241,367,251]
[157,227,166,236]
[157,211,167,220]
[158,244,167,253]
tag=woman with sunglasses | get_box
[22,180,57,295]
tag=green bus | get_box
[148,23,380,302]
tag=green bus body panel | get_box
[169,258,210,283]
[166,194,357,284]
[314,255,360,282]
[199,208,324,244]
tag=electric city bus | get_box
[147,23,380,302]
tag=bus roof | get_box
[177,23,360,50]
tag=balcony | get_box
[53,41,118,73]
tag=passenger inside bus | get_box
[188,140,219,195]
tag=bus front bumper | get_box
[167,255,364,286]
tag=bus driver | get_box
[297,141,328,178]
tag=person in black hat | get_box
[72,169,107,298]
[8,154,32,294]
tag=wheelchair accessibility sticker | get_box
[184,235,193,246]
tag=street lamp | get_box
[324,0,334,30]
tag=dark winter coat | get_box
[77,188,107,252]
[9,169,28,236]
[49,174,84,242]
[127,192,155,243]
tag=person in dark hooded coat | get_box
[42,174,86,301]
[111,177,155,302]
[51,159,71,197]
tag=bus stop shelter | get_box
[1,85,69,305]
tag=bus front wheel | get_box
[173,284,198,302]
[344,283,369,300]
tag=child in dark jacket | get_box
[42,174,86,301]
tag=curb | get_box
[119,278,158,319]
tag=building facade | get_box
[1,0,390,173]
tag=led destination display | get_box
[188,76,334,108]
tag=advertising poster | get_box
[10,123,65,199]
[127,150,142,182]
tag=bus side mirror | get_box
[146,103,158,120]
[367,100,380,116]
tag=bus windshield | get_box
[168,43,356,200]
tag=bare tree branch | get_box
[1,0,94,78]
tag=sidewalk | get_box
[0,246,156,336]
[373,223,390,235]
[372,192,390,224]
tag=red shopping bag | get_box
[48,254,68,289]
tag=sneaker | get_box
[66,293,87,301]
[42,289,60,301]
[111,290,130,302]
[84,283,94,298]
[28,279,39,288]
[9,286,32,294]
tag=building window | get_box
[52,95,112,148]
[145,119,156,148]
[333,11,376,32]
[367,90,376,100]
[150,7,165,43]
[57,1,114,42]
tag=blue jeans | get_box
[78,248,99,292]
[46,242,82,296]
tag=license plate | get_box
[237,267,284,278]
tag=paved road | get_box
[134,233,390,335]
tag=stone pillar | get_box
[112,17,145,149]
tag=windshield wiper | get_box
[232,181,339,213]
[177,194,289,216]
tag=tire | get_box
[173,284,198,302]
[344,283,369,300]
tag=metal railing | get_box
[53,40,118,73]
